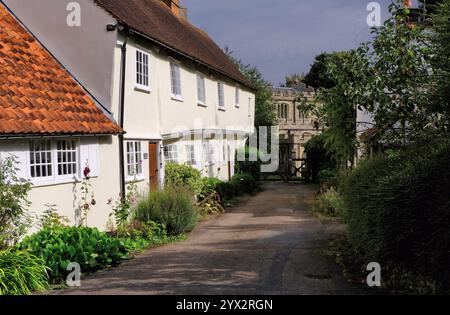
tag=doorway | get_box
[148,142,159,191]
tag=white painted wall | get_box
[0,136,121,232]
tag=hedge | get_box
[341,138,450,293]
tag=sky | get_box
[182,0,406,86]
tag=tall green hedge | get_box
[341,138,450,293]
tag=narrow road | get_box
[56,182,366,295]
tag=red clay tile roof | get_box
[94,0,255,90]
[0,3,123,136]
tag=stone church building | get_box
[271,83,321,179]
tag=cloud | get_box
[183,0,392,85]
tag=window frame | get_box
[218,81,225,109]
[28,139,80,184]
[185,144,196,166]
[126,141,144,181]
[170,61,183,101]
[135,49,151,92]
[235,86,240,108]
[164,144,179,164]
[196,73,206,106]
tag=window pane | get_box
[56,140,77,176]
[29,140,52,179]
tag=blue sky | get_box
[182,0,402,85]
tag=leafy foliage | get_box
[199,177,223,201]
[165,163,203,198]
[0,249,48,295]
[0,156,32,249]
[231,173,259,195]
[304,134,337,181]
[303,52,349,89]
[425,0,450,131]
[313,188,345,218]
[298,51,361,165]
[38,204,69,229]
[341,137,450,293]
[133,186,198,236]
[18,226,129,283]
[283,74,305,88]
[108,180,139,228]
[235,146,263,181]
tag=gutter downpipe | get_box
[118,29,129,198]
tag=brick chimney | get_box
[403,0,413,8]
[161,0,187,18]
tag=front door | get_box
[148,143,159,191]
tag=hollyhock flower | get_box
[83,167,91,178]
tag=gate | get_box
[265,142,310,182]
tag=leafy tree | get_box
[225,47,277,127]
[426,0,450,131]
[298,50,367,166]
[303,52,350,89]
[300,0,450,166]
[0,156,32,249]
[283,74,305,88]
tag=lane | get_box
[55,182,365,295]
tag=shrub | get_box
[313,188,345,217]
[165,163,202,197]
[341,138,450,293]
[305,134,337,181]
[133,186,198,236]
[235,146,263,181]
[199,177,223,201]
[231,173,259,195]
[18,226,129,283]
[0,156,32,249]
[215,181,237,202]
[38,204,70,229]
[113,221,169,253]
[0,249,48,295]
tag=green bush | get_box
[215,181,237,202]
[231,173,259,195]
[313,188,345,217]
[0,156,32,249]
[165,163,202,197]
[133,186,198,236]
[305,134,337,181]
[199,177,223,201]
[18,226,129,283]
[235,146,263,181]
[341,138,450,293]
[0,249,48,295]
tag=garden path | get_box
[55,182,367,295]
